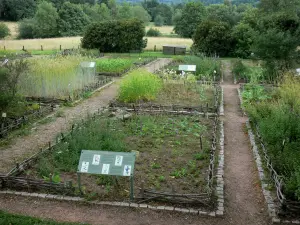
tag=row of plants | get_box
[161,55,221,81]
[118,69,215,107]
[242,75,300,202]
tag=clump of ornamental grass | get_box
[18,55,95,98]
[118,69,162,103]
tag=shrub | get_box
[118,69,162,103]
[146,28,161,37]
[0,23,10,39]
[18,18,35,39]
[154,15,164,26]
[81,19,147,53]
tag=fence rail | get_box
[0,175,74,195]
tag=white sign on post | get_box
[81,161,89,173]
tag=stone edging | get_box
[216,120,225,216]
[237,88,246,116]
[0,190,220,217]
[219,87,224,116]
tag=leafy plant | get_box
[151,162,161,169]
[146,27,161,37]
[158,175,165,182]
[0,23,10,39]
[118,69,162,103]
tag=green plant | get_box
[170,168,187,178]
[118,69,162,103]
[151,162,161,169]
[194,153,206,160]
[146,27,161,37]
[158,175,165,182]
[82,19,146,53]
[0,23,10,39]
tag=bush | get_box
[81,19,146,53]
[0,23,10,39]
[118,69,162,103]
[18,18,35,39]
[154,15,164,26]
[146,28,161,37]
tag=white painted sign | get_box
[115,155,123,166]
[102,164,110,174]
[92,155,101,165]
[123,165,132,176]
[178,65,196,72]
[296,68,300,76]
[2,113,6,118]
[81,161,89,173]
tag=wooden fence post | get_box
[60,45,62,51]
[22,46,25,51]
[41,45,43,51]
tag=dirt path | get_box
[0,58,172,174]
[0,59,275,225]
[221,60,270,224]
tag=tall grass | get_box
[118,69,163,103]
[18,55,95,98]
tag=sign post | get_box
[77,150,136,200]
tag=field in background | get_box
[1,22,18,39]
[145,24,174,35]
[0,37,192,51]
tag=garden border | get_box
[239,86,300,224]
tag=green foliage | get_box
[2,0,37,21]
[244,76,300,200]
[82,19,146,53]
[146,27,161,37]
[132,5,151,24]
[207,4,240,26]
[154,15,164,26]
[0,210,86,225]
[232,22,255,58]
[36,118,128,176]
[242,84,270,106]
[34,1,59,38]
[18,19,35,39]
[192,20,233,57]
[174,2,207,38]
[95,58,134,73]
[118,69,162,103]
[232,59,248,80]
[0,23,10,39]
[58,2,90,36]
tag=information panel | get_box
[178,65,196,72]
[77,150,136,177]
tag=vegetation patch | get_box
[25,112,213,201]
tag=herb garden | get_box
[0,55,223,211]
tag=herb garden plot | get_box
[5,110,218,208]
[158,56,221,82]
[96,57,156,76]
[241,77,300,218]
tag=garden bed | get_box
[7,108,218,209]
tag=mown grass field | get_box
[0,22,191,51]
[0,36,192,51]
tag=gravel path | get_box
[0,59,276,225]
[0,58,172,174]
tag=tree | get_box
[154,15,164,26]
[0,23,10,39]
[174,2,207,38]
[118,3,133,20]
[82,19,146,53]
[58,2,90,36]
[251,0,300,81]
[154,4,173,25]
[34,1,59,38]
[232,22,255,58]
[192,20,233,57]
[82,3,111,22]
[142,0,159,21]
[206,4,240,27]
[4,0,37,21]
[132,6,151,24]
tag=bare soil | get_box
[0,58,172,174]
[0,59,277,225]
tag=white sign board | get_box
[296,68,300,76]
[178,65,196,72]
